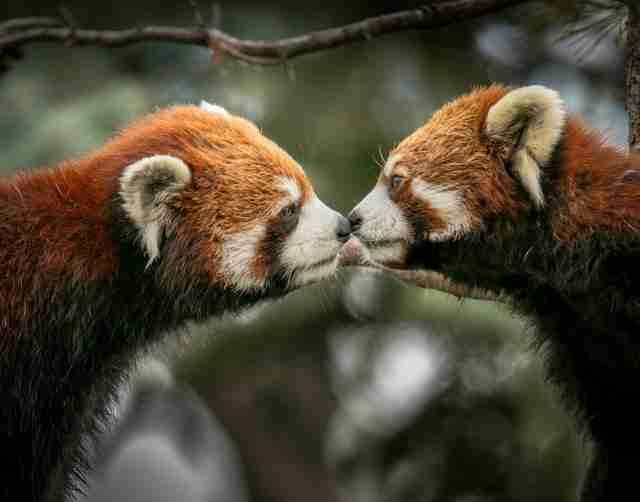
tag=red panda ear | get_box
[485,86,567,208]
[199,100,231,118]
[119,155,192,266]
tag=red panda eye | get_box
[279,203,300,234]
[390,175,405,191]
[281,203,299,220]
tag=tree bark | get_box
[626,3,640,149]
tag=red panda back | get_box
[557,117,640,240]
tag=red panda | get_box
[0,101,350,502]
[346,85,640,502]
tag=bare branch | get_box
[338,238,501,302]
[0,0,529,67]
[0,17,62,33]
[369,266,501,302]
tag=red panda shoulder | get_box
[553,117,640,240]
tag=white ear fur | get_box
[120,155,192,266]
[486,85,567,208]
[199,100,231,118]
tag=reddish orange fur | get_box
[388,86,520,235]
[389,85,639,243]
[0,104,331,502]
[0,106,313,336]
[556,118,639,240]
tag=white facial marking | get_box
[350,182,411,264]
[293,259,339,288]
[220,176,343,291]
[220,224,267,293]
[265,176,303,219]
[383,154,402,178]
[280,194,344,287]
[199,100,231,118]
[411,179,471,241]
[278,177,302,207]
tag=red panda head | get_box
[111,102,350,293]
[348,85,567,272]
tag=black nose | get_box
[336,215,352,242]
[348,211,363,233]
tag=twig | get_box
[0,17,62,32]
[338,239,501,302]
[0,0,529,68]
[368,264,500,302]
[189,0,206,29]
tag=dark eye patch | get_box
[390,175,404,191]
[279,202,301,234]
[622,170,640,183]
[256,201,302,280]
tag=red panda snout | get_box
[218,176,348,291]
[347,171,413,267]
[348,153,474,268]
[280,193,349,287]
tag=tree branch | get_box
[0,17,62,32]
[626,4,640,148]
[0,0,529,67]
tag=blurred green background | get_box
[1,1,628,501]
